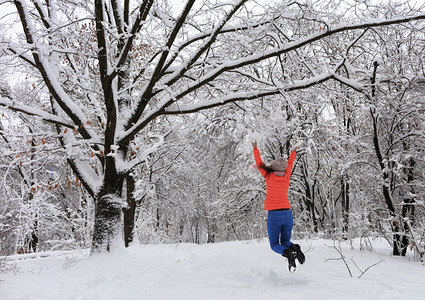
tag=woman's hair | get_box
[258,163,274,175]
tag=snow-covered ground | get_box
[1,238,424,300]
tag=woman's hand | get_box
[251,140,258,149]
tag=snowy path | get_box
[1,239,424,300]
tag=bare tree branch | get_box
[325,242,353,277]
[0,97,74,129]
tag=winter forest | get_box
[0,0,424,262]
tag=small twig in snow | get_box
[303,244,314,253]
[62,254,81,270]
[351,259,385,278]
[324,242,353,277]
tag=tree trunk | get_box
[30,218,39,252]
[341,174,349,235]
[91,192,123,253]
[370,61,401,256]
[401,195,415,256]
[396,156,416,256]
[91,168,124,253]
[302,158,318,233]
[305,184,318,233]
[26,193,39,253]
[207,222,217,243]
[123,174,137,247]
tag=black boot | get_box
[289,244,305,265]
[283,248,297,273]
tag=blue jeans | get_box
[267,210,293,255]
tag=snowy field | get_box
[1,238,424,300]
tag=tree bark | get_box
[398,156,416,256]
[302,157,318,233]
[341,174,349,235]
[91,170,124,253]
[123,174,137,247]
[91,192,123,253]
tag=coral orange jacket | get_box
[253,147,297,210]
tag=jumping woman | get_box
[252,140,305,272]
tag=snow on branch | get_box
[110,0,154,78]
[163,90,279,115]
[125,0,249,131]
[116,133,166,174]
[284,13,425,59]
[151,13,425,114]
[158,0,248,89]
[163,71,350,115]
[40,62,102,144]
[0,96,74,129]
[12,0,102,145]
[331,74,369,94]
[284,72,338,92]
[170,12,425,99]
[118,63,368,142]
[144,0,197,88]
[161,17,280,73]
[67,154,102,198]
[5,46,37,69]
[120,9,425,144]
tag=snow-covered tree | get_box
[0,81,92,255]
